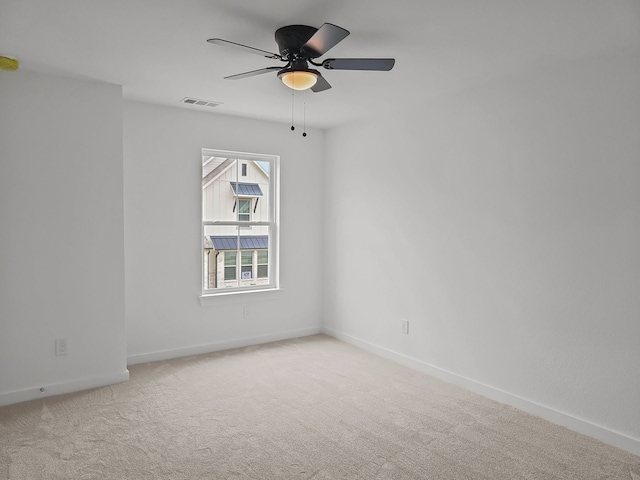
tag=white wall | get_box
[0,70,128,405]
[324,53,640,454]
[123,101,324,363]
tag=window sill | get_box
[199,287,281,307]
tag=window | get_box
[224,252,237,281]
[241,251,253,279]
[202,149,278,293]
[257,250,268,278]
[238,198,251,222]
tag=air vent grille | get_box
[180,97,223,108]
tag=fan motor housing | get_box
[274,25,317,58]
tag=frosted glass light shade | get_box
[279,70,317,91]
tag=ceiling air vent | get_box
[180,97,223,108]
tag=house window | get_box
[257,250,268,278]
[202,149,279,293]
[224,252,237,281]
[241,251,253,279]
[238,198,251,222]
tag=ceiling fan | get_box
[207,23,395,92]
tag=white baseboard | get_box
[127,326,323,366]
[0,370,130,408]
[322,327,640,457]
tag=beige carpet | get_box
[1,335,638,479]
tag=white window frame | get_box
[201,148,279,297]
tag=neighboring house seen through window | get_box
[202,149,278,293]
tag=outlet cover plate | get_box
[402,319,409,334]
[55,338,68,356]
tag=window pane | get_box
[224,251,237,281]
[241,265,252,279]
[224,252,236,266]
[224,267,236,281]
[203,224,272,290]
[257,265,268,278]
[202,150,277,293]
[238,199,250,222]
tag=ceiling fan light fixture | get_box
[279,70,318,91]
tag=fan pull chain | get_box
[290,84,295,131]
[302,90,307,137]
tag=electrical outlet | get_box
[55,338,68,356]
[401,319,409,335]
[243,306,251,319]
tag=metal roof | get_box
[209,235,268,251]
[231,182,263,197]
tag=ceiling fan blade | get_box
[301,23,350,58]
[311,74,332,93]
[207,38,282,60]
[322,58,395,71]
[224,66,282,80]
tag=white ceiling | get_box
[1,0,638,129]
